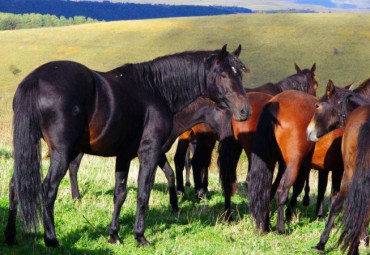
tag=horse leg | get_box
[68,152,84,200]
[286,166,310,222]
[218,136,242,221]
[42,149,77,247]
[316,170,329,220]
[158,155,179,213]
[174,139,189,195]
[192,135,215,199]
[185,143,195,187]
[276,162,299,234]
[302,171,310,206]
[108,156,130,244]
[271,159,285,200]
[133,142,162,246]
[313,188,347,252]
[5,177,17,245]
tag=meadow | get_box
[0,13,369,254]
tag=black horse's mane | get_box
[109,50,221,113]
[277,69,313,93]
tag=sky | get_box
[283,0,370,9]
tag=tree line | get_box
[0,12,99,30]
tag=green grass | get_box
[0,14,369,254]
[0,145,353,255]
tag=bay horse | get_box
[247,79,370,235]
[5,45,252,247]
[175,63,318,200]
[306,80,370,255]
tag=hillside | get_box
[0,0,252,21]
[0,13,369,146]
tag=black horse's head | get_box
[289,62,318,96]
[306,80,356,141]
[206,44,251,121]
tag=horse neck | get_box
[172,98,216,134]
[277,72,309,94]
[162,98,216,151]
[117,54,210,113]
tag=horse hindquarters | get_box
[339,120,370,255]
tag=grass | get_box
[0,13,369,254]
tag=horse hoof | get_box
[171,206,180,214]
[4,226,16,246]
[108,236,120,244]
[44,238,59,247]
[136,236,150,247]
[312,244,325,253]
[185,182,191,187]
[176,189,184,196]
[195,189,207,200]
[303,196,310,206]
[285,210,293,222]
[316,215,325,221]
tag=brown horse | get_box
[307,80,370,255]
[247,78,370,234]
[175,63,318,199]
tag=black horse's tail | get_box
[247,102,279,232]
[13,77,43,232]
[218,136,242,197]
[338,122,370,254]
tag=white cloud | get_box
[331,0,370,8]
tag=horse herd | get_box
[3,45,369,254]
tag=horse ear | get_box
[326,80,335,97]
[218,44,228,60]
[233,44,242,57]
[294,63,301,73]
[344,82,355,90]
[311,63,316,75]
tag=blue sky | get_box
[283,0,370,9]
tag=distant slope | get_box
[73,0,370,12]
[0,0,252,21]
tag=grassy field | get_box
[0,13,369,254]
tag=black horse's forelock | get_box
[277,69,313,93]
[112,50,223,113]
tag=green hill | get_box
[0,13,369,145]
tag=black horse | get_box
[5,45,252,247]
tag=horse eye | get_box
[221,72,228,78]
[315,104,320,109]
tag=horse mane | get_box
[354,77,370,99]
[109,50,219,113]
[276,69,312,93]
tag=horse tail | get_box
[247,102,279,232]
[13,77,43,232]
[338,121,370,254]
[218,136,242,197]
